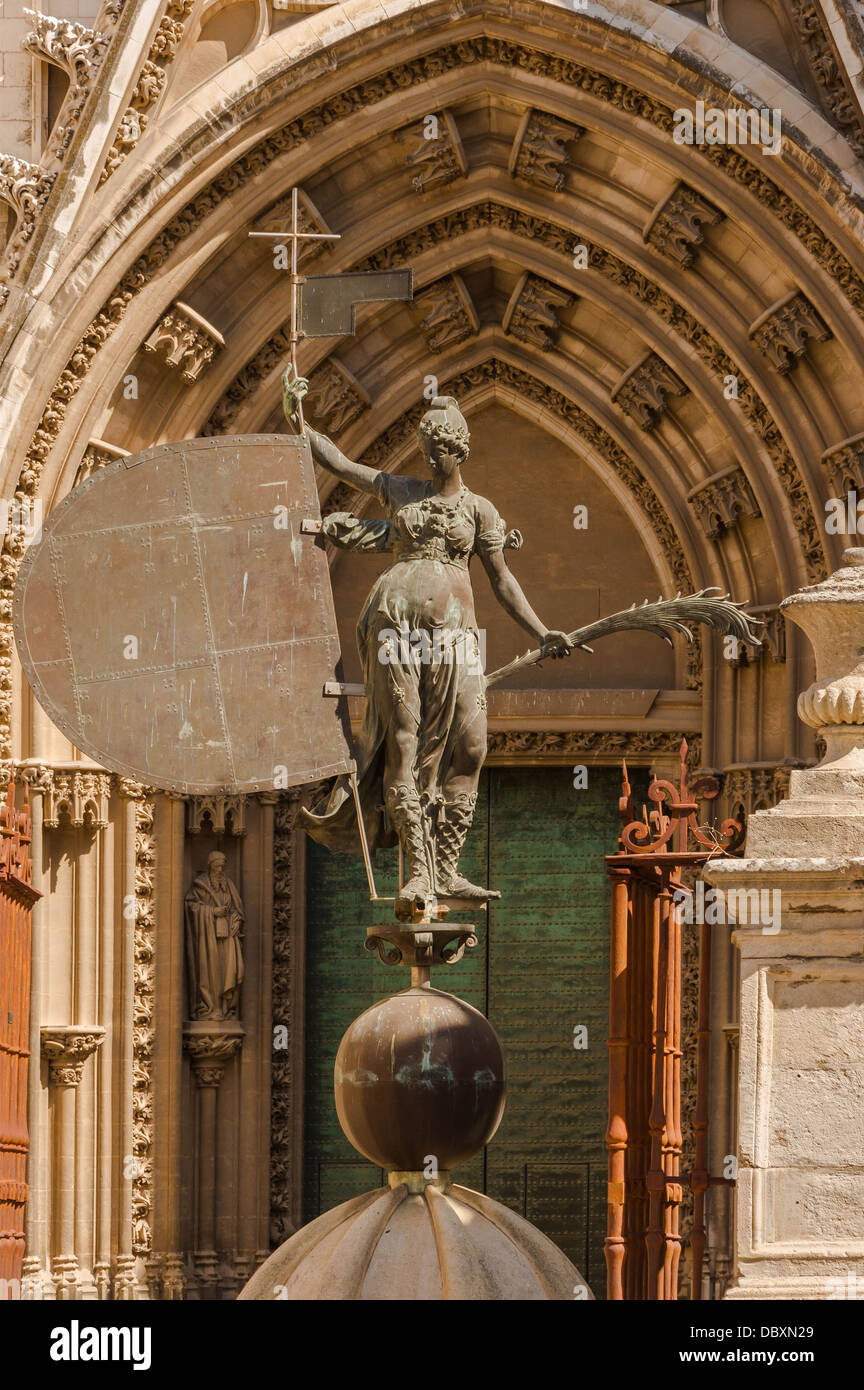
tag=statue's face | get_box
[421,432,462,480]
[209,860,226,883]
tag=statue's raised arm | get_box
[282,366,380,495]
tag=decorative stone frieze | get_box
[749,291,832,374]
[508,108,583,191]
[41,1026,105,1086]
[643,182,724,267]
[502,272,574,350]
[687,467,761,539]
[416,274,478,353]
[143,301,225,383]
[821,433,864,498]
[187,795,246,837]
[399,110,466,193]
[304,358,370,436]
[611,351,689,430]
[73,437,130,488]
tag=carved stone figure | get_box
[184,852,245,1020]
[282,372,572,913]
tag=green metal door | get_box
[302,764,624,1296]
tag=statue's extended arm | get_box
[282,367,380,495]
[479,548,572,657]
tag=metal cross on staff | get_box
[249,187,413,431]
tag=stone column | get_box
[706,548,864,1300]
[183,1023,244,1297]
[40,1027,104,1300]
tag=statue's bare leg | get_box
[383,701,432,913]
[435,712,501,901]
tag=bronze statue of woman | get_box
[283,369,572,913]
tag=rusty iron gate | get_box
[604,742,740,1300]
[0,776,40,1293]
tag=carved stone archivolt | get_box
[143,301,225,383]
[790,0,864,155]
[749,292,832,374]
[99,0,194,186]
[356,200,823,581]
[611,351,689,430]
[509,108,583,191]
[643,183,724,267]
[305,358,371,436]
[687,467,761,540]
[821,433,864,498]
[399,109,467,193]
[41,1026,104,1087]
[502,272,574,350]
[416,274,479,353]
[73,437,129,488]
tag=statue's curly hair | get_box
[416,396,470,464]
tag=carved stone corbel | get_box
[187,795,247,837]
[41,1026,105,1086]
[399,110,467,193]
[42,770,111,829]
[643,182,724,267]
[509,109,583,191]
[143,301,225,383]
[502,272,574,350]
[821,433,864,499]
[749,291,832,373]
[611,351,689,430]
[687,466,761,539]
[416,275,479,353]
[73,438,130,488]
[304,359,371,436]
[99,0,194,185]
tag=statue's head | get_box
[207,850,226,880]
[417,396,469,480]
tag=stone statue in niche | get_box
[184,851,245,1020]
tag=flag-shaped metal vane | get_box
[249,188,413,429]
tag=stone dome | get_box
[239,1179,593,1301]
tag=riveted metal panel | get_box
[13,435,353,795]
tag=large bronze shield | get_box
[13,435,353,794]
